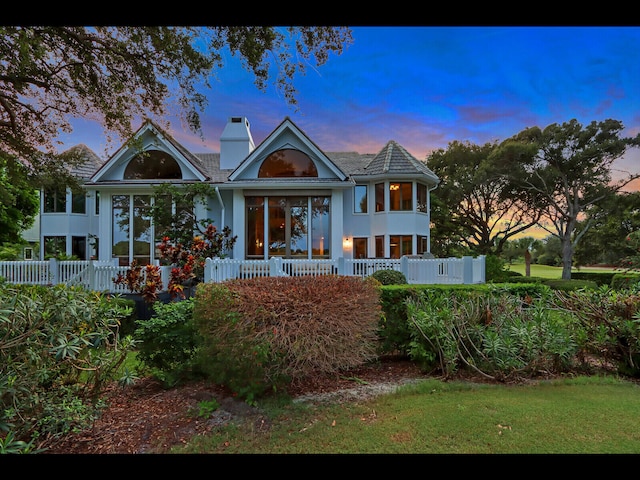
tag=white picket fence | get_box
[204,255,485,285]
[0,255,485,293]
[0,258,171,294]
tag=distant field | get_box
[506,262,618,279]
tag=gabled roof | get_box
[228,117,348,182]
[89,120,209,184]
[81,118,440,187]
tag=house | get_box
[36,116,440,265]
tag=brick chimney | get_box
[220,116,255,170]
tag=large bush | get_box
[193,275,382,402]
[406,290,580,380]
[0,285,135,452]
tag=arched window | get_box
[258,149,318,178]
[123,150,182,179]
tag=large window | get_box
[389,182,412,211]
[112,194,152,266]
[123,150,182,179]
[247,195,330,259]
[44,189,66,213]
[258,149,318,178]
[354,185,368,213]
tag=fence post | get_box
[88,261,95,290]
[337,257,345,276]
[462,256,473,284]
[401,255,409,281]
[204,257,212,283]
[270,256,281,276]
[49,258,58,285]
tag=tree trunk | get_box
[524,249,531,277]
[561,236,573,280]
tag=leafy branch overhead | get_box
[0,26,353,179]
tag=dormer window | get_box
[123,149,182,180]
[258,149,318,178]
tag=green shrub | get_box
[552,287,640,376]
[406,291,580,379]
[542,279,598,291]
[503,276,546,284]
[611,273,640,291]
[369,269,407,285]
[134,298,199,387]
[0,284,135,451]
[571,271,617,287]
[485,254,510,282]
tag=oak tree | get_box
[496,119,640,279]
[427,140,542,255]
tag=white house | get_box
[36,116,440,265]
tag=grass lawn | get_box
[506,262,619,279]
[176,375,640,454]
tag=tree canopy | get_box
[0,26,353,182]
[427,140,542,255]
[0,154,39,244]
[495,118,640,279]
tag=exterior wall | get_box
[38,188,98,260]
[341,181,431,258]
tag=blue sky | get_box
[64,26,640,190]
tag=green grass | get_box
[506,262,618,279]
[173,375,640,454]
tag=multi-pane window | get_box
[417,183,427,213]
[354,185,367,213]
[375,183,384,212]
[389,182,412,211]
[389,235,413,259]
[247,195,330,259]
[112,194,152,266]
[44,189,66,213]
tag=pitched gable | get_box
[228,117,347,182]
[89,120,209,184]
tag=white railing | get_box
[0,259,172,294]
[1,255,485,292]
[205,255,485,285]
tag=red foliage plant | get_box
[114,223,237,302]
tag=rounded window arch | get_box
[123,149,183,179]
[258,149,318,178]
